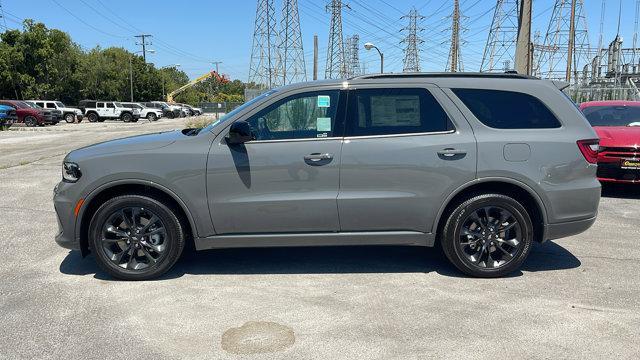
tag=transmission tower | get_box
[536,0,591,82]
[248,0,279,89]
[401,7,424,72]
[325,0,349,79]
[446,0,464,72]
[275,0,307,86]
[344,35,361,77]
[480,0,520,72]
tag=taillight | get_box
[577,139,599,164]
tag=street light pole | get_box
[364,42,384,73]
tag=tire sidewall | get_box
[443,194,533,278]
[147,113,157,121]
[25,116,37,127]
[64,113,75,123]
[88,113,98,122]
[88,195,184,280]
[121,113,132,122]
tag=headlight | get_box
[62,162,81,182]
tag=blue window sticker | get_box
[317,95,331,108]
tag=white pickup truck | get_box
[28,100,83,123]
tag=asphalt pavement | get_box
[0,117,639,359]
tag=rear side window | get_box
[347,88,453,137]
[453,89,561,129]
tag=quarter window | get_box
[453,89,561,129]
[246,90,341,141]
[346,88,453,136]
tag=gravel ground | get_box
[0,118,639,359]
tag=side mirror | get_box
[227,120,254,144]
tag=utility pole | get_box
[276,0,306,86]
[211,61,222,73]
[248,0,279,89]
[515,0,532,74]
[313,34,319,80]
[134,34,152,62]
[325,0,349,79]
[447,0,463,72]
[566,0,577,82]
[401,7,424,72]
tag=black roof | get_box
[352,72,538,80]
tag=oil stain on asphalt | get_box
[221,321,295,354]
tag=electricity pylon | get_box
[446,0,464,72]
[401,7,424,72]
[325,0,349,79]
[344,34,361,77]
[481,0,520,72]
[248,0,279,89]
[275,0,307,86]
[536,0,591,82]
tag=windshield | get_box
[583,105,640,126]
[24,101,41,109]
[201,90,276,133]
[55,101,65,108]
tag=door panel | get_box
[207,89,345,235]
[337,86,477,233]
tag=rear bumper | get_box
[544,215,597,241]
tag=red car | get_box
[0,100,52,126]
[580,100,640,183]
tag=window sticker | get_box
[317,95,331,108]
[316,117,332,132]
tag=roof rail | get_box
[352,72,538,80]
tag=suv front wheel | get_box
[441,193,533,278]
[88,195,185,280]
[87,112,99,122]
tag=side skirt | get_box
[194,231,436,251]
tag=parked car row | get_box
[0,99,203,127]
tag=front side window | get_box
[107,103,116,108]
[245,90,341,141]
[347,88,453,137]
[55,102,65,108]
[453,89,561,129]
[582,105,640,127]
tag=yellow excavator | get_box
[166,70,229,102]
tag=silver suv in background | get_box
[53,73,600,280]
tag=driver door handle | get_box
[437,148,467,157]
[304,153,333,161]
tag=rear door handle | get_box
[437,148,467,157]
[304,153,333,161]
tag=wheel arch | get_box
[433,178,548,244]
[75,180,197,257]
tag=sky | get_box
[0,0,637,81]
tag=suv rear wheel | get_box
[441,193,533,278]
[121,112,133,122]
[88,195,185,280]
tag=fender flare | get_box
[431,176,549,234]
[74,179,199,254]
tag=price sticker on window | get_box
[317,95,331,108]
[317,117,332,132]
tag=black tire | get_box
[88,194,185,281]
[64,113,75,123]
[121,112,132,122]
[167,112,175,119]
[441,193,533,278]
[87,112,99,122]
[147,113,157,122]
[24,116,38,127]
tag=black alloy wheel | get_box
[89,195,185,280]
[121,112,132,122]
[88,112,98,122]
[442,193,533,278]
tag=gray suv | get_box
[53,73,601,280]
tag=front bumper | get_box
[53,182,80,250]
[544,215,597,241]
